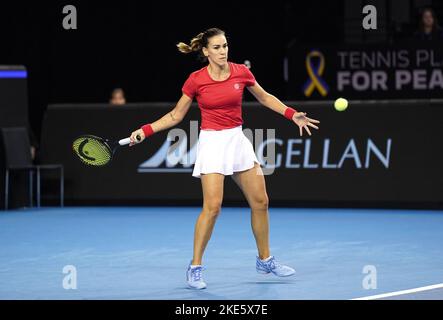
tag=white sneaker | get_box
[186,262,207,289]
[256,256,295,277]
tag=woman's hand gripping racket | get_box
[72,134,142,167]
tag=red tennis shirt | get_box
[182,62,256,130]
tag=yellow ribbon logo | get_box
[303,50,329,97]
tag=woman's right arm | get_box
[129,94,193,145]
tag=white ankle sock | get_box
[260,256,272,262]
[190,264,201,268]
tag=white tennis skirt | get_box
[192,125,260,178]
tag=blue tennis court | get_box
[1,207,442,300]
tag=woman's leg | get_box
[231,163,270,259]
[192,173,225,265]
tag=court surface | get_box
[1,207,442,300]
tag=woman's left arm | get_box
[247,82,320,136]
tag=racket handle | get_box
[119,135,142,146]
[119,138,131,146]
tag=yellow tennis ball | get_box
[334,98,348,111]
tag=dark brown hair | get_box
[419,7,440,32]
[177,28,226,61]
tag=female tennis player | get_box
[129,28,320,289]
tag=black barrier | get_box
[40,101,443,208]
[0,66,29,127]
[0,65,32,209]
[286,43,443,100]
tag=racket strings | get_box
[73,137,112,166]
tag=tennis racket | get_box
[72,134,141,166]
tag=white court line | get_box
[352,283,443,300]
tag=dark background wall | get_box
[0,0,441,139]
[0,0,343,140]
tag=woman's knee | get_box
[203,200,222,218]
[251,194,269,211]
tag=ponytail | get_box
[176,28,225,61]
[177,33,204,54]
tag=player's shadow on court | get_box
[244,280,296,285]
[179,287,226,299]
